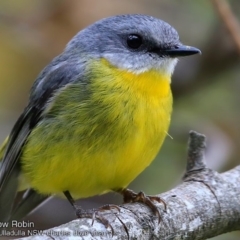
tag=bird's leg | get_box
[64,191,78,210]
[116,188,167,223]
[63,191,119,233]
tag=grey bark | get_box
[18,131,240,240]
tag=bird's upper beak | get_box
[163,44,201,57]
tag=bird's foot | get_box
[75,204,120,235]
[64,191,119,234]
[119,188,166,223]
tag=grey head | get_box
[65,14,200,75]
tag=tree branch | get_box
[19,131,240,240]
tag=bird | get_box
[0,14,200,224]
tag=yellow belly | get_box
[20,60,172,198]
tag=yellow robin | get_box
[0,14,200,222]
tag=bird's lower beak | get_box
[163,45,201,57]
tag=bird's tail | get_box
[0,136,19,222]
[9,188,48,221]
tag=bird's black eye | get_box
[127,34,143,49]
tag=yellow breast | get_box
[91,59,173,187]
[20,59,173,198]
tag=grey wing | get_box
[0,59,82,222]
[0,107,36,222]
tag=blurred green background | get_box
[0,0,239,239]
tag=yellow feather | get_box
[20,58,172,198]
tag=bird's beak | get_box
[163,44,201,57]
